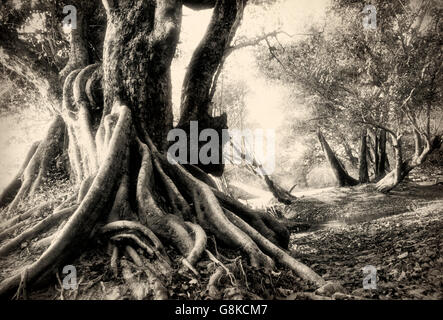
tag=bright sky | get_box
[173,0,330,130]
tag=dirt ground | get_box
[0,180,441,300]
[289,183,443,300]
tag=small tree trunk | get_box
[373,130,380,177]
[413,129,423,162]
[342,140,358,168]
[358,128,369,183]
[317,130,359,187]
[393,135,403,184]
[376,129,388,180]
[376,134,442,193]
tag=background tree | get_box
[257,0,442,191]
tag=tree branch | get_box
[183,0,216,10]
[228,31,281,53]
[357,120,397,139]
[179,0,248,125]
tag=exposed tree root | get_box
[30,234,55,252]
[185,166,286,230]
[205,249,236,285]
[0,141,40,209]
[110,246,119,278]
[212,188,290,248]
[0,205,78,257]
[110,234,156,257]
[102,220,170,265]
[0,193,77,239]
[6,116,66,213]
[207,266,225,298]
[0,101,333,299]
[13,267,29,300]
[153,155,192,220]
[102,221,167,257]
[0,103,131,298]
[0,201,56,241]
[182,164,219,189]
[223,209,326,287]
[63,65,102,183]
[173,160,290,249]
[205,250,240,299]
[158,155,275,269]
[183,222,207,267]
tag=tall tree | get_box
[0,0,332,298]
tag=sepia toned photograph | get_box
[0,0,441,307]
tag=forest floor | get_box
[0,180,441,300]
[288,182,443,300]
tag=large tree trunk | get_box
[101,0,181,150]
[0,0,337,300]
[176,0,247,176]
[317,130,359,187]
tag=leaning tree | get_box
[0,0,334,299]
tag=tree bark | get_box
[59,11,91,84]
[413,129,423,162]
[101,0,182,151]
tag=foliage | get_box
[256,0,442,161]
